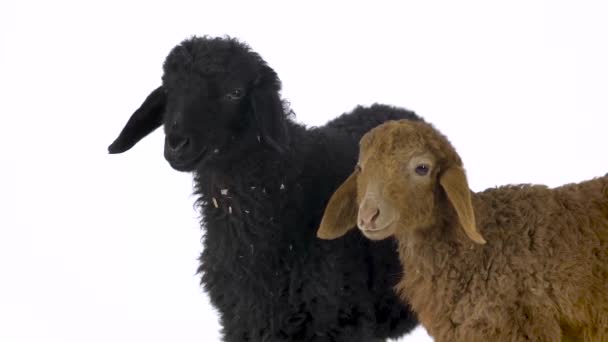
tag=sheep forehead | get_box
[362,121,432,159]
[163,37,255,78]
[360,119,460,173]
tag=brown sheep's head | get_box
[317,120,486,244]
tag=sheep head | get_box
[108,36,289,172]
[317,120,486,244]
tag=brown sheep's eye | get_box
[415,164,429,176]
[226,88,243,101]
[355,164,362,172]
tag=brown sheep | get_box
[316,119,608,342]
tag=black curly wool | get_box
[109,36,421,341]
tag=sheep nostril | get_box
[359,207,380,226]
[167,135,189,152]
[370,208,380,222]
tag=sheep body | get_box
[109,37,420,341]
[398,178,608,342]
[196,106,420,341]
[318,120,608,342]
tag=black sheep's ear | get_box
[108,86,166,154]
[250,65,289,153]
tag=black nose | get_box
[167,134,189,152]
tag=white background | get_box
[1,1,607,341]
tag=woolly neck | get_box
[392,193,490,337]
[396,192,488,292]
[191,119,311,249]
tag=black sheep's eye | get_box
[415,164,430,176]
[226,88,243,101]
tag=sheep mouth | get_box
[167,148,208,172]
[358,221,396,240]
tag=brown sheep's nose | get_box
[358,204,380,230]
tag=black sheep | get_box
[109,36,421,341]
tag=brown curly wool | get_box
[318,119,608,342]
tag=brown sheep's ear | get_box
[439,167,486,244]
[317,173,359,240]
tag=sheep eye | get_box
[415,164,429,176]
[355,164,362,172]
[226,88,243,101]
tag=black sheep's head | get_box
[108,36,289,172]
